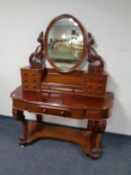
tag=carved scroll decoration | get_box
[87,33,104,72]
[29,31,104,71]
[29,31,45,68]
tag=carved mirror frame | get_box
[29,14,104,73]
[44,14,87,73]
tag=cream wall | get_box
[0,0,131,135]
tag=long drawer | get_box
[13,100,108,120]
[27,103,89,119]
[28,103,71,117]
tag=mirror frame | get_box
[44,14,88,73]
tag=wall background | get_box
[0,0,131,135]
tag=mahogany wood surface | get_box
[19,121,91,155]
[11,86,113,159]
[10,14,114,159]
[11,86,113,119]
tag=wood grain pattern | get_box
[10,14,114,159]
[11,86,113,159]
[18,121,91,155]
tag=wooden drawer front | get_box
[13,99,27,110]
[28,104,71,117]
[22,81,40,90]
[71,109,85,119]
[85,85,106,96]
[41,83,83,96]
[86,110,108,119]
[21,69,42,91]
[84,74,107,97]
[21,70,41,81]
[86,74,107,84]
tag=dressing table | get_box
[11,14,114,159]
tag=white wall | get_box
[0,0,131,135]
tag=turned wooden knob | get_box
[43,108,47,113]
[60,111,64,115]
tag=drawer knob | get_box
[99,78,103,82]
[43,109,47,113]
[60,111,64,115]
[97,90,102,95]
[89,77,92,81]
[23,73,27,76]
[88,90,91,94]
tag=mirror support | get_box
[29,31,45,68]
[87,33,104,72]
[29,17,104,73]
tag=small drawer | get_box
[85,110,108,119]
[13,99,27,110]
[28,104,71,117]
[71,109,85,119]
[21,71,41,91]
[23,72,28,77]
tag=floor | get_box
[0,116,131,175]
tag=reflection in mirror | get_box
[47,18,83,71]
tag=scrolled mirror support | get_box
[87,33,104,72]
[28,14,105,73]
[29,31,45,68]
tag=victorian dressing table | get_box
[11,14,114,159]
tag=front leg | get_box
[36,114,43,123]
[88,120,106,159]
[12,108,28,146]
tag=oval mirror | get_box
[45,14,87,73]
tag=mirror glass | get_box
[47,18,84,71]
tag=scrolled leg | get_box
[12,108,28,146]
[88,120,106,159]
[36,114,43,123]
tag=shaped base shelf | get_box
[19,122,91,156]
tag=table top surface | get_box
[11,86,114,110]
